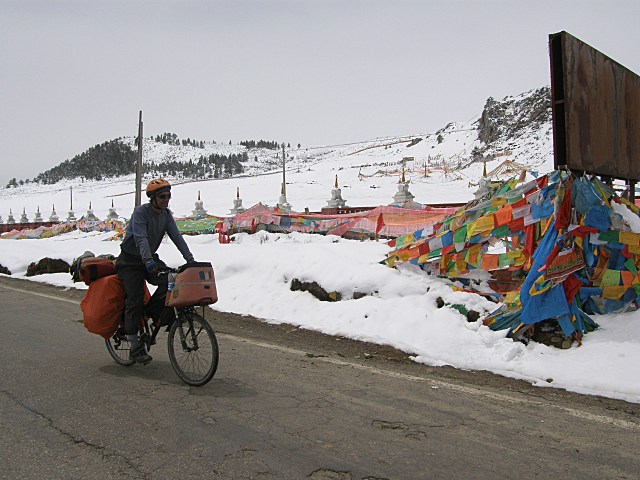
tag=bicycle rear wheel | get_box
[106,328,135,366]
[168,311,219,386]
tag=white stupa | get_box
[326,175,347,209]
[230,187,246,215]
[7,209,16,224]
[277,182,292,213]
[34,206,44,222]
[20,208,29,223]
[83,202,100,222]
[49,205,60,222]
[191,191,208,218]
[473,162,492,199]
[106,199,119,221]
[389,167,422,209]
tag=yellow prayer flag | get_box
[466,244,482,266]
[574,236,583,250]
[471,214,495,235]
[602,286,627,300]
[628,244,640,255]
[455,260,468,273]
[466,220,478,240]
[513,254,527,267]
[504,291,521,306]
[620,231,640,246]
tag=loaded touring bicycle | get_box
[76,256,219,386]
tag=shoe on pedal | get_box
[130,345,153,365]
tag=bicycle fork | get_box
[176,309,199,352]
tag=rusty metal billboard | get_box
[549,31,640,182]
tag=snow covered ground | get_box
[2,114,639,404]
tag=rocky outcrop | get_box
[26,258,70,276]
[477,87,551,146]
[291,278,342,302]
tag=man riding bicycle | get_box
[116,178,196,364]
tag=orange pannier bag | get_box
[81,275,150,339]
[166,262,218,307]
[78,257,117,285]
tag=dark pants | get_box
[116,253,168,335]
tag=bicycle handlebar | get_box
[157,267,177,276]
[157,261,207,277]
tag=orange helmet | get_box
[146,178,171,198]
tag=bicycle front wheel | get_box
[168,311,219,386]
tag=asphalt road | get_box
[1,276,639,480]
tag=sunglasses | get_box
[157,193,171,200]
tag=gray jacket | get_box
[120,203,194,264]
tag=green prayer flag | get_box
[598,230,620,243]
[601,269,621,287]
[498,253,512,268]
[453,225,467,244]
[625,258,638,276]
[491,224,511,238]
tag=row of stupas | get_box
[0,171,420,224]
[276,169,418,214]
[0,200,121,225]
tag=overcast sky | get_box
[1,0,639,187]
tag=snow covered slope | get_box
[1,87,554,221]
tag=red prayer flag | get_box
[523,224,535,256]
[536,175,549,189]
[555,180,572,230]
[375,214,384,234]
[563,274,583,304]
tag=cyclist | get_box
[116,178,195,364]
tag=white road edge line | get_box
[218,333,640,431]
[4,282,638,431]
[0,283,81,305]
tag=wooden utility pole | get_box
[135,111,143,206]
[282,143,286,195]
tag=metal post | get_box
[135,111,143,207]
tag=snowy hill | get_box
[0,87,553,222]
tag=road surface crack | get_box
[1,389,150,478]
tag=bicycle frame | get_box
[139,305,208,354]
